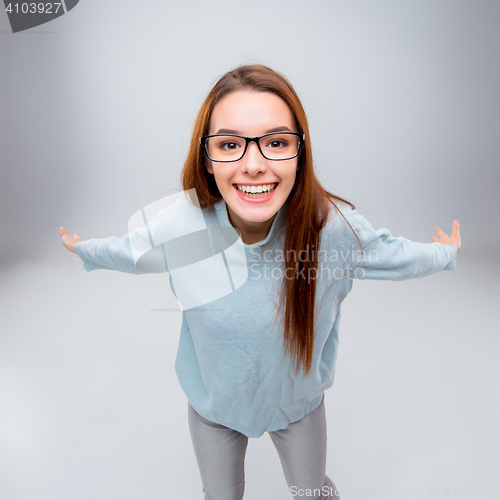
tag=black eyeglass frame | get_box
[199,132,305,162]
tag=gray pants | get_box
[188,394,340,500]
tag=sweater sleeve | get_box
[74,232,167,274]
[338,207,458,281]
[73,191,209,274]
[73,204,172,274]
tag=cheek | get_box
[211,169,231,189]
[284,166,299,186]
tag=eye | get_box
[267,140,288,148]
[220,141,241,150]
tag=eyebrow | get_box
[214,126,293,135]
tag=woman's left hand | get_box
[430,220,461,254]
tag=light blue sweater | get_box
[74,195,458,438]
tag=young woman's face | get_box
[206,90,299,236]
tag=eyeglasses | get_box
[200,132,305,162]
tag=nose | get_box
[241,141,267,175]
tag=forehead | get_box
[209,91,295,134]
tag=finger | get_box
[435,226,446,237]
[60,227,70,240]
[450,221,461,254]
[430,236,438,242]
[450,223,460,242]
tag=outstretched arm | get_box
[60,226,148,274]
[331,206,461,281]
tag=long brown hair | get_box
[181,64,361,377]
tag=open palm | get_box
[60,227,83,254]
[430,220,461,254]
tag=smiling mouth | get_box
[233,183,278,198]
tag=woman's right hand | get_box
[60,227,84,254]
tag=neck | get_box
[226,204,278,245]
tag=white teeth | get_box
[235,183,278,198]
[236,183,276,194]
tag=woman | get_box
[61,64,461,500]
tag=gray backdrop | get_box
[1,1,499,500]
[1,0,499,257]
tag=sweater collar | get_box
[213,198,287,248]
